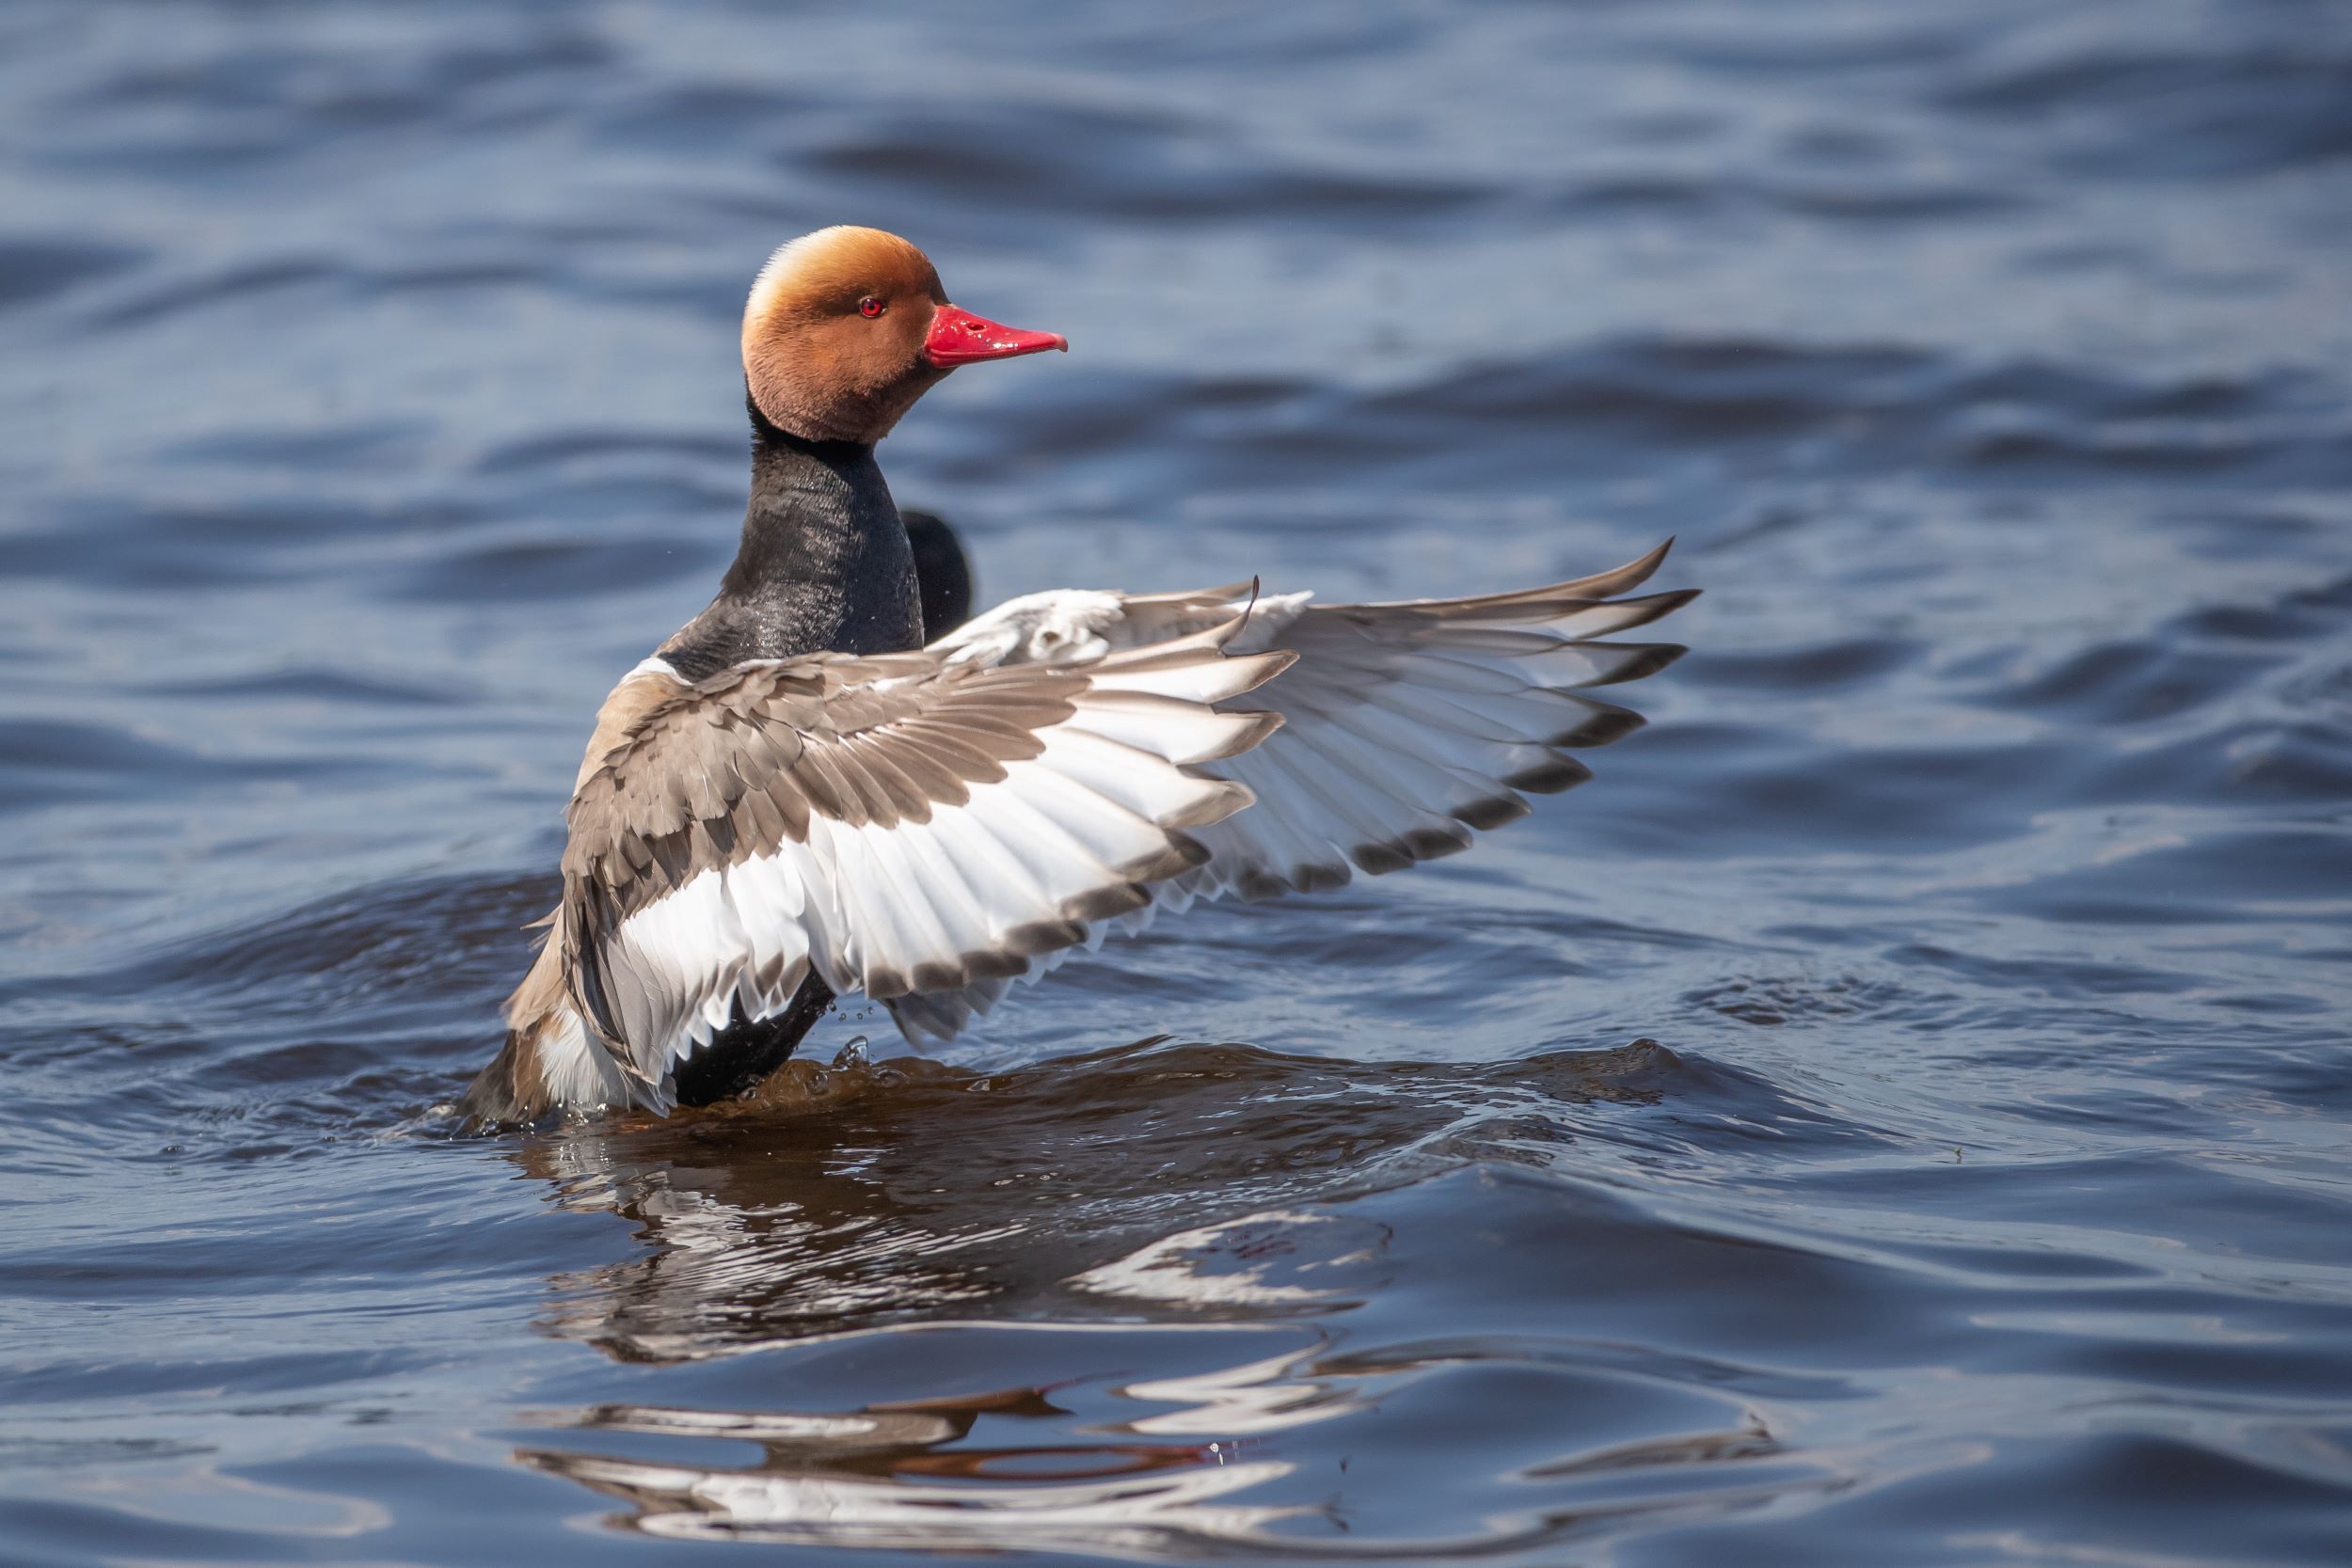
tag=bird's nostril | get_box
[966,321,986,334]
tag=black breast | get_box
[660,425,922,680]
[900,508,973,639]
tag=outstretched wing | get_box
[1186,541,1693,896]
[556,616,1294,1097]
[888,541,1695,1041]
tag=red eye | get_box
[858,295,885,319]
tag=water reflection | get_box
[516,1320,1815,1560]
[523,1385,1306,1555]
[516,1038,1672,1360]
[502,1039,1826,1559]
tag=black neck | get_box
[659,410,921,680]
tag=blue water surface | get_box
[3,2,2350,1563]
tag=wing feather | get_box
[554,617,1289,1088]
[885,543,1695,1042]
[542,544,1692,1092]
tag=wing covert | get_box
[555,619,1293,1096]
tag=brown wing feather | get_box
[558,656,1091,1037]
[554,626,1293,1069]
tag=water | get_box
[5,1,2351,1562]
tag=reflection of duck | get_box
[463,226,1694,1123]
[516,1040,1666,1359]
[521,1381,1305,1556]
[510,1074,1365,1554]
[504,1044,1780,1560]
[517,1302,1794,1560]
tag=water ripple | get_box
[3,1,2350,1564]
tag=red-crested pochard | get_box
[461,226,1694,1124]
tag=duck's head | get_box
[741,226,1066,446]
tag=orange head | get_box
[740,226,1066,445]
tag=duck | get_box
[460,226,1695,1125]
